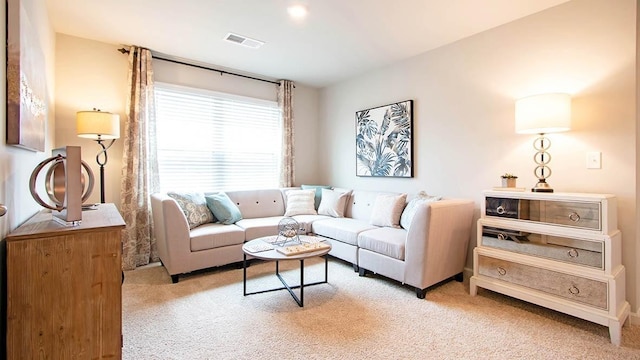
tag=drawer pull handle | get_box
[497,233,507,241]
[497,267,507,276]
[496,205,506,215]
[569,285,580,295]
[568,212,581,222]
[567,248,579,258]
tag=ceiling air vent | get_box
[224,32,264,49]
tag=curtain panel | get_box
[278,80,295,187]
[121,46,160,270]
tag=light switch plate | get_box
[586,151,601,169]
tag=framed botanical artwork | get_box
[356,100,413,177]
[6,0,48,152]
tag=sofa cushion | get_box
[190,223,245,251]
[301,184,332,209]
[400,192,442,230]
[236,216,284,240]
[318,189,350,218]
[284,189,317,216]
[370,193,407,228]
[225,189,285,219]
[291,214,332,234]
[312,218,377,246]
[167,191,215,229]
[205,192,243,225]
[358,227,407,260]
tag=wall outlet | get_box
[586,151,601,169]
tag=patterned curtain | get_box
[121,46,160,270]
[278,80,295,187]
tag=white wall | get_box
[319,0,638,310]
[55,34,128,207]
[0,0,56,236]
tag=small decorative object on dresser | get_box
[500,173,518,188]
[470,190,630,346]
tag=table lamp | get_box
[77,109,120,203]
[515,93,571,193]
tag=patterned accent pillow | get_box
[205,192,243,225]
[318,188,351,218]
[370,193,407,228]
[400,192,442,230]
[167,192,215,229]
[284,189,317,216]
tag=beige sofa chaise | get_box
[151,188,474,298]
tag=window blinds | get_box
[155,82,282,193]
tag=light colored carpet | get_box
[123,258,640,359]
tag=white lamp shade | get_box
[515,93,571,134]
[76,111,121,140]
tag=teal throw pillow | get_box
[301,184,332,210]
[205,192,243,225]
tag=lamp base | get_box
[532,179,554,193]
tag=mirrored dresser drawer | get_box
[485,197,601,230]
[477,255,608,310]
[480,224,604,269]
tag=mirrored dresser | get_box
[470,190,630,346]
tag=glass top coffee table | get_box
[242,235,331,307]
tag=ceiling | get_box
[45,0,570,88]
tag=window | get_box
[155,82,282,193]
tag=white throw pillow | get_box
[318,189,351,218]
[284,189,317,216]
[369,193,407,228]
[400,192,442,230]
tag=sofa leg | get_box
[454,272,464,282]
[416,288,427,299]
[353,264,359,272]
[171,274,179,284]
[358,268,367,277]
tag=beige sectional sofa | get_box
[150,188,474,298]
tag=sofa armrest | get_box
[404,199,474,289]
[151,193,191,276]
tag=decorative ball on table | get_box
[275,217,301,246]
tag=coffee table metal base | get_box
[243,254,329,307]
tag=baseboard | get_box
[464,267,640,326]
[463,266,473,283]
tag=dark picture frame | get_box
[356,100,413,177]
[6,0,48,152]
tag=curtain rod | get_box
[118,47,280,86]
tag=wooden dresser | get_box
[5,203,125,359]
[470,191,630,346]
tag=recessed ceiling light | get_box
[287,4,308,19]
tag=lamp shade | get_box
[515,93,571,134]
[76,111,120,140]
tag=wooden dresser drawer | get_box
[478,255,608,310]
[481,226,603,269]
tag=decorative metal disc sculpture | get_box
[274,217,302,246]
[29,153,95,211]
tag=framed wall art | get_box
[6,0,48,152]
[356,100,413,177]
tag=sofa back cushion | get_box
[224,189,286,219]
[346,190,400,221]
